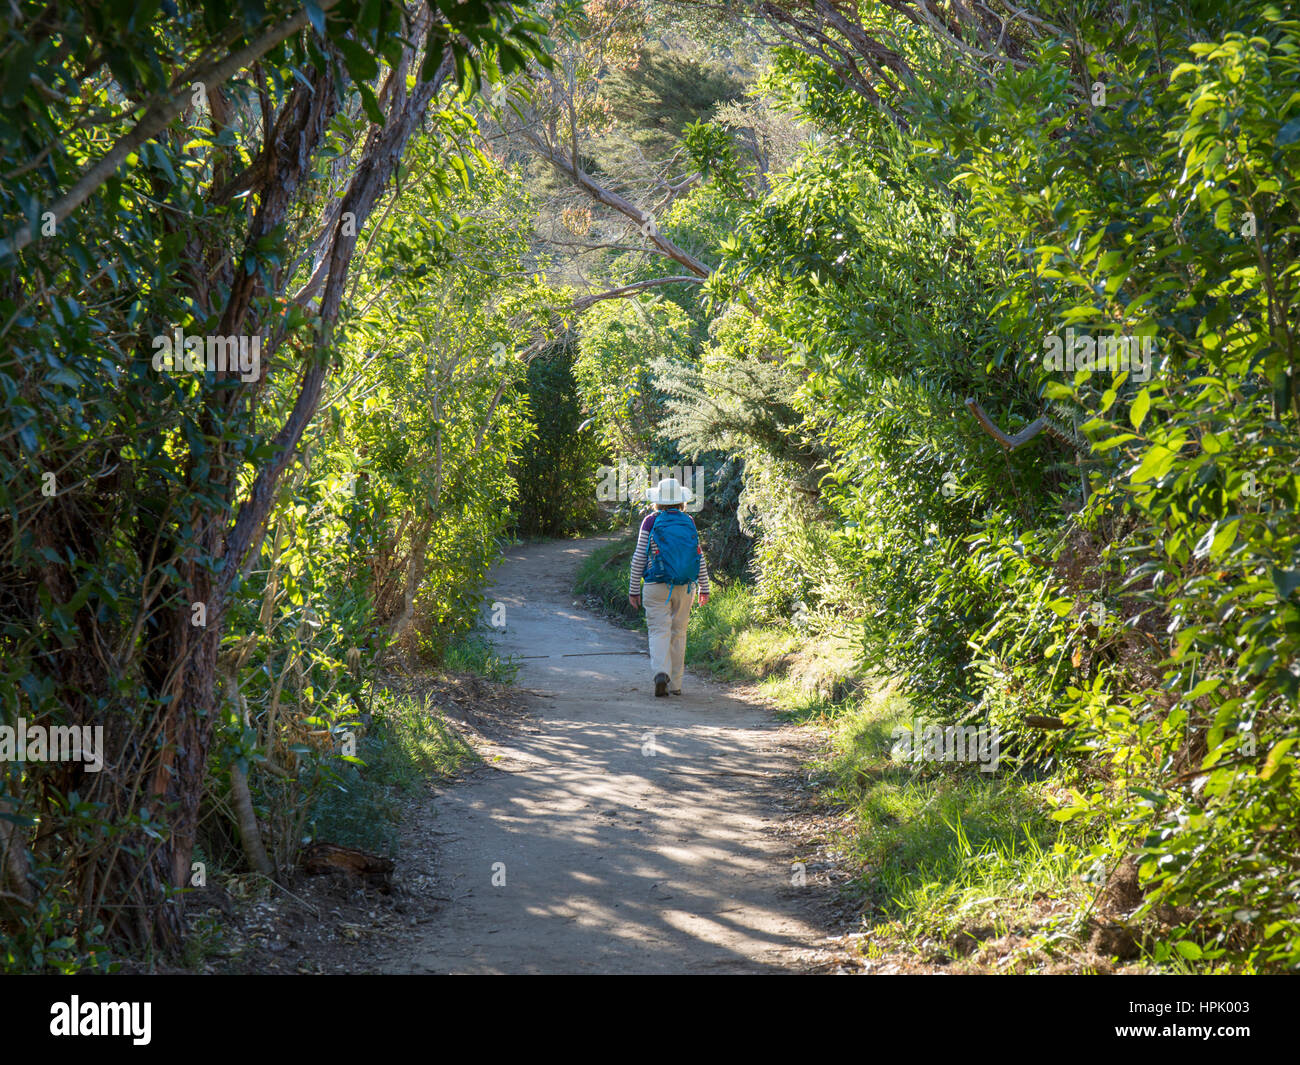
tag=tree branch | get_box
[570,275,704,311]
[517,126,712,279]
[0,1,343,257]
[965,396,1086,453]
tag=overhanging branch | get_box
[570,275,704,311]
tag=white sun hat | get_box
[646,476,693,505]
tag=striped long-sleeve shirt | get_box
[628,510,710,596]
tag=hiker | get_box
[627,476,710,697]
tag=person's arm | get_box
[628,514,653,605]
[689,517,709,602]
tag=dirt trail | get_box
[377,534,836,974]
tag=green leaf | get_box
[338,39,380,83]
[1196,518,1238,561]
[420,38,446,83]
[305,1,326,37]
[1270,567,1300,601]
[1131,444,1177,484]
[358,83,385,126]
[1260,738,1296,781]
[1277,116,1300,146]
[1130,388,1150,431]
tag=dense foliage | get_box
[512,345,606,537]
[3,0,1298,974]
[0,0,548,968]
[642,1,1300,969]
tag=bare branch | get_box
[516,125,712,279]
[964,396,1087,453]
[570,275,705,311]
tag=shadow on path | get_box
[381,535,830,974]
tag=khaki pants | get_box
[642,582,693,690]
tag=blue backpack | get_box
[643,509,701,600]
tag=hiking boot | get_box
[670,689,682,696]
[654,673,669,697]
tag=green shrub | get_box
[512,347,607,537]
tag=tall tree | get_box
[0,0,546,949]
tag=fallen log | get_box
[301,842,394,892]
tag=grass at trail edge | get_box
[573,533,1100,971]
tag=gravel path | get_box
[381,534,833,974]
